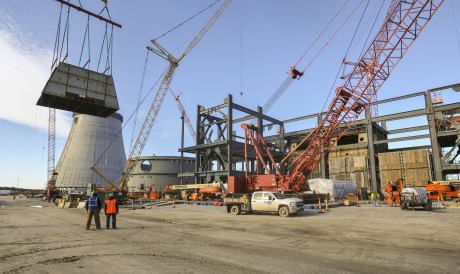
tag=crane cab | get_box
[288,66,304,79]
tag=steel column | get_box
[180,113,185,185]
[195,104,202,183]
[227,95,233,178]
[365,107,378,192]
[425,91,443,180]
[318,114,327,178]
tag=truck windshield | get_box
[273,193,285,199]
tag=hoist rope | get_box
[294,0,351,67]
[96,23,107,72]
[94,68,166,168]
[51,3,64,70]
[58,6,70,63]
[451,0,460,58]
[299,0,366,72]
[78,15,91,68]
[152,0,221,41]
[129,50,150,150]
[319,0,385,116]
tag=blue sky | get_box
[1,0,459,188]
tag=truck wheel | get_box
[278,206,289,217]
[230,205,241,215]
[424,200,433,211]
[400,203,406,210]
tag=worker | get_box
[370,192,378,207]
[85,191,102,230]
[391,192,396,207]
[104,193,118,229]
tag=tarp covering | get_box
[402,187,427,203]
[307,178,356,199]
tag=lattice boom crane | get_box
[101,0,231,192]
[284,0,444,191]
[238,0,444,193]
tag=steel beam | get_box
[232,103,283,125]
[370,92,425,106]
[56,0,122,28]
[433,102,460,114]
[372,109,426,122]
[374,134,430,144]
[387,125,429,135]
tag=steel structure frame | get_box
[180,83,460,191]
[180,95,284,184]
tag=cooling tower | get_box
[55,113,126,190]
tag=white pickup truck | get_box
[224,191,304,217]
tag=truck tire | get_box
[400,203,406,210]
[278,206,289,217]
[230,205,241,215]
[424,200,433,211]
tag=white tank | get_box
[127,156,195,193]
[55,113,126,190]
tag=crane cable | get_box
[260,0,362,117]
[299,0,366,72]
[153,0,221,41]
[451,0,460,58]
[93,69,166,168]
[319,0,385,115]
[94,0,225,168]
[294,0,351,67]
[130,50,150,149]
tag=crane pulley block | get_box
[37,62,119,117]
[288,66,304,80]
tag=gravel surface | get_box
[1,196,459,273]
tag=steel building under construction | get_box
[179,83,460,193]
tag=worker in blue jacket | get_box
[85,191,102,230]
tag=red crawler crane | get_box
[233,0,445,193]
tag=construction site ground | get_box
[1,196,459,274]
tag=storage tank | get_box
[55,113,126,190]
[127,156,195,193]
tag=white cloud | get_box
[0,23,71,138]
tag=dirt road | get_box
[1,196,459,273]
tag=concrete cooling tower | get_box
[55,113,126,190]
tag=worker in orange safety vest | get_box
[104,193,119,229]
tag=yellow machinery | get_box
[164,182,223,201]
